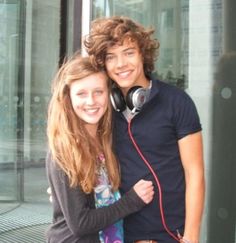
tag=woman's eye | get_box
[95,90,103,95]
[77,92,86,97]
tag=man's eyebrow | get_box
[106,47,137,55]
[123,47,136,52]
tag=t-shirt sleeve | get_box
[173,91,202,139]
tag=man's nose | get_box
[117,55,127,67]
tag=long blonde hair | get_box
[47,54,120,193]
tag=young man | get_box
[84,16,205,243]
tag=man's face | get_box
[105,39,148,95]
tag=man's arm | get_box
[178,131,205,243]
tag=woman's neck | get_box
[85,123,98,138]
[85,124,103,155]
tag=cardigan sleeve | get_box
[46,152,145,238]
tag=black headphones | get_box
[110,84,149,113]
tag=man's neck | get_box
[121,78,150,96]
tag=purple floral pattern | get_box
[94,153,123,243]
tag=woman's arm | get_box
[178,131,205,243]
[46,153,153,238]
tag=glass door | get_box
[0,0,63,241]
[0,0,24,205]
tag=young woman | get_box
[46,54,154,243]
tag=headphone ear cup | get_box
[110,87,126,112]
[126,86,141,110]
[126,86,147,111]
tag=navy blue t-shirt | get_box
[113,79,202,243]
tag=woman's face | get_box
[70,72,108,134]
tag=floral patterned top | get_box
[94,153,124,243]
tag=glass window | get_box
[91,0,236,242]
[0,0,60,242]
[92,0,189,89]
[161,8,174,28]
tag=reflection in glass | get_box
[209,51,236,243]
[92,0,189,89]
[0,0,22,203]
[0,0,60,242]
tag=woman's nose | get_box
[86,93,95,105]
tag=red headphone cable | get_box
[128,119,179,242]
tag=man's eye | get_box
[106,55,114,61]
[126,51,134,56]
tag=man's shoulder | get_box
[154,79,183,92]
[152,79,186,102]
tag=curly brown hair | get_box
[84,16,160,77]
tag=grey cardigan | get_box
[45,152,146,243]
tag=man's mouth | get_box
[116,70,132,78]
